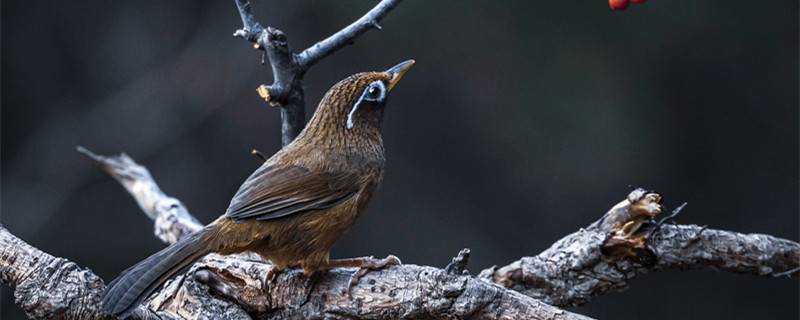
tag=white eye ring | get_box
[347,80,386,129]
[364,81,386,101]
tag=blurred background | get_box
[2,0,797,318]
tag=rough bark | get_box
[479,189,800,307]
[0,225,116,320]
[150,253,591,320]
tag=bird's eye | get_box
[368,85,381,99]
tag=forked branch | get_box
[232,0,403,146]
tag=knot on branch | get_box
[257,84,288,106]
[192,268,259,311]
[251,26,291,53]
[233,23,264,43]
[265,27,288,49]
[599,188,663,261]
[444,248,471,275]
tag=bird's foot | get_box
[318,255,402,296]
[263,261,303,292]
[263,268,280,294]
[299,256,401,296]
[346,255,401,288]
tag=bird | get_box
[101,60,415,318]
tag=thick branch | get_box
[0,224,225,320]
[480,189,800,307]
[0,225,112,320]
[2,221,591,319]
[232,0,403,146]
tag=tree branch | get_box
[233,0,403,146]
[77,146,202,245]
[0,224,113,320]
[5,149,798,319]
[479,189,800,307]
[294,0,402,70]
[0,224,227,320]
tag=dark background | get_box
[2,0,797,319]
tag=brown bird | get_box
[101,60,415,317]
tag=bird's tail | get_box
[101,226,215,317]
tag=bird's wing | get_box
[225,164,358,223]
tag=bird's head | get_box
[304,60,414,139]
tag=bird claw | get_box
[347,268,370,288]
[346,255,401,295]
[263,268,278,295]
[263,261,302,293]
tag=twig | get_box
[294,0,402,69]
[251,148,268,162]
[657,201,687,225]
[232,0,403,146]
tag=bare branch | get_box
[650,224,800,275]
[12,148,800,319]
[77,146,202,244]
[231,0,264,43]
[1,224,591,319]
[232,0,403,146]
[0,225,111,320]
[295,0,403,70]
[480,189,800,308]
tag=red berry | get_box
[631,0,647,3]
[609,0,630,10]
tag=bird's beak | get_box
[385,60,415,92]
